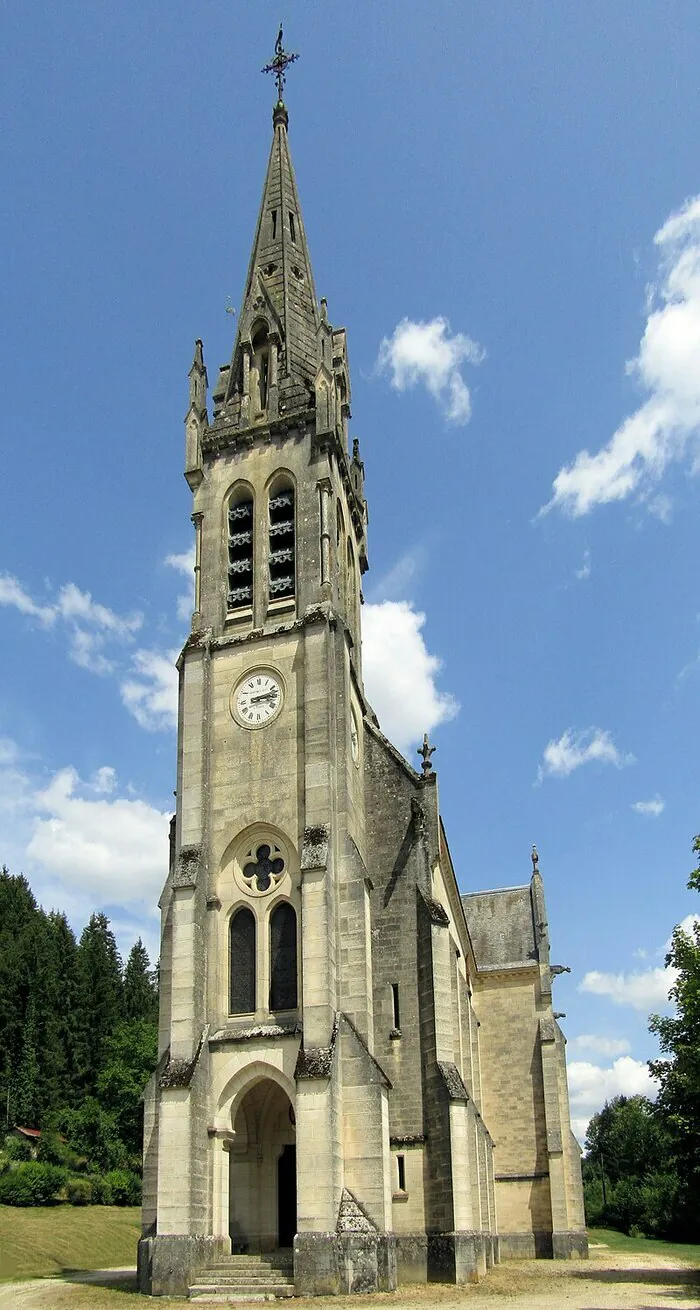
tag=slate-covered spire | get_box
[213,100,321,425]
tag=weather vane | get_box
[261,25,299,102]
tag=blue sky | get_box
[2,1,700,1139]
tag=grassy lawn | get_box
[0,1205,140,1282]
[588,1225,700,1265]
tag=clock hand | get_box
[249,691,278,704]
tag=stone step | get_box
[189,1283,295,1302]
[190,1277,294,1288]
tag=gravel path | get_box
[1,1248,698,1309]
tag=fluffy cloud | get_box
[377,316,484,425]
[165,548,194,623]
[538,727,634,781]
[569,1034,632,1058]
[580,966,675,1011]
[568,1056,656,1144]
[632,795,665,817]
[0,573,142,674]
[28,766,170,907]
[542,194,700,517]
[362,600,459,756]
[121,649,179,732]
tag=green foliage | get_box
[74,913,124,1098]
[104,1169,141,1206]
[65,1175,93,1205]
[123,939,158,1025]
[3,1134,33,1162]
[87,1173,113,1204]
[0,1161,67,1206]
[53,1098,128,1173]
[97,1018,158,1159]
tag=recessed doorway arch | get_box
[228,1075,296,1252]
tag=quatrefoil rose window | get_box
[239,840,286,896]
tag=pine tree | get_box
[124,938,158,1024]
[0,870,39,1126]
[74,913,124,1096]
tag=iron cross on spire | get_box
[261,25,299,102]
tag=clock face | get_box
[233,670,283,728]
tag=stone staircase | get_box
[188,1251,295,1302]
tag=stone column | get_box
[317,479,333,596]
[209,1130,234,1243]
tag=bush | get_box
[3,1135,33,1162]
[66,1176,93,1205]
[36,1129,85,1173]
[0,1162,67,1206]
[104,1169,141,1206]
[86,1174,113,1205]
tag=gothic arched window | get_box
[269,903,298,1011]
[230,907,256,1015]
[227,487,254,611]
[268,479,295,602]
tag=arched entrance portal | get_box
[229,1078,296,1252]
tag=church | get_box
[138,41,587,1300]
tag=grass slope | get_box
[0,1205,140,1282]
[588,1226,700,1265]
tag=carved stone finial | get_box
[531,843,539,872]
[417,733,436,777]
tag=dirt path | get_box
[1,1249,699,1309]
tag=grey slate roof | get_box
[461,884,539,971]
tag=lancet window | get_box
[269,902,298,1011]
[230,907,256,1015]
[268,480,295,602]
[227,488,254,611]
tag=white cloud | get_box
[542,193,700,517]
[569,1034,632,1058]
[632,795,665,817]
[362,600,459,756]
[0,574,56,624]
[580,966,675,1011]
[165,550,194,576]
[568,1056,656,1145]
[365,547,428,604]
[0,573,142,674]
[27,766,170,909]
[91,766,117,795]
[574,549,591,580]
[165,548,194,623]
[121,648,179,731]
[377,316,484,425]
[538,727,634,781]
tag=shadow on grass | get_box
[60,1269,139,1295]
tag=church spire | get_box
[212,34,320,426]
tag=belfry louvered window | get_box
[227,490,254,610]
[268,483,295,602]
[230,907,256,1015]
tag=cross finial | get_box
[261,24,299,103]
[531,844,539,872]
[418,733,436,777]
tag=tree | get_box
[97,1018,158,1159]
[648,834,700,1239]
[123,939,158,1025]
[74,913,124,1096]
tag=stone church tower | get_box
[139,77,587,1301]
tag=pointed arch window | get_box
[269,903,298,1011]
[227,488,254,611]
[347,538,357,628]
[230,907,256,1015]
[268,480,295,602]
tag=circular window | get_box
[235,837,287,897]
